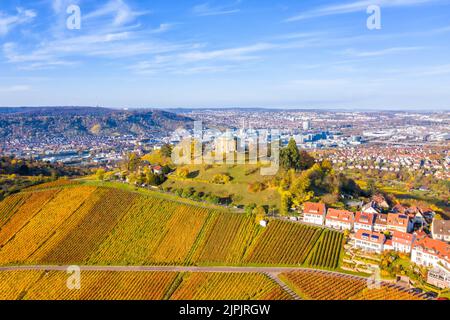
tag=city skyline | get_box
[1,0,450,109]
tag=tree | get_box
[176,167,189,178]
[95,169,105,181]
[211,173,231,184]
[160,144,173,158]
[280,191,292,216]
[280,138,300,170]
[146,172,158,186]
[298,150,315,171]
[253,205,267,223]
[245,203,257,217]
[126,153,140,172]
[366,178,377,196]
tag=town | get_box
[301,197,450,291]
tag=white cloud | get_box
[149,23,174,34]
[0,7,37,36]
[192,2,240,16]
[344,46,425,57]
[0,85,31,92]
[286,0,437,22]
[84,0,151,26]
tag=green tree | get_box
[280,138,300,170]
[161,144,173,158]
[280,191,292,216]
[95,169,105,181]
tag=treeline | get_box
[277,139,363,215]
[0,156,89,177]
[0,156,89,200]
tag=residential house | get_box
[374,213,388,232]
[427,267,450,289]
[152,165,163,175]
[353,230,386,253]
[432,220,450,243]
[391,231,416,254]
[387,213,412,233]
[354,211,375,232]
[302,202,326,226]
[361,201,380,214]
[411,236,450,270]
[325,208,354,231]
[372,194,390,209]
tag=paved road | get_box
[0,264,372,282]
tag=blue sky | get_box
[0,0,450,109]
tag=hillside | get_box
[0,107,192,139]
[0,182,343,268]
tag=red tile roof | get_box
[387,213,409,228]
[303,202,326,215]
[355,212,375,225]
[392,231,415,246]
[413,236,450,263]
[326,208,354,223]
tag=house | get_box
[374,213,388,232]
[384,239,394,251]
[427,267,450,289]
[361,201,380,214]
[325,208,354,231]
[354,211,375,232]
[392,203,408,214]
[353,230,386,253]
[372,194,390,209]
[432,220,450,243]
[387,213,412,233]
[152,165,163,175]
[391,231,416,254]
[302,202,326,226]
[411,236,450,270]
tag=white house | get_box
[325,208,354,231]
[391,231,415,254]
[411,236,450,270]
[432,220,450,243]
[354,211,375,232]
[374,213,388,232]
[427,266,450,289]
[387,213,413,233]
[302,202,326,226]
[353,230,386,253]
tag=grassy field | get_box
[162,164,281,207]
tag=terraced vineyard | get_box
[305,230,343,269]
[245,220,322,265]
[170,272,291,300]
[0,270,291,300]
[279,270,425,300]
[0,184,344,268]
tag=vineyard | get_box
[0,270,291,300]
[279,270,425,300]
[244,220,323,265]
[0,184,344,268]
[170,272,291,300]
[305,230,343,269]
